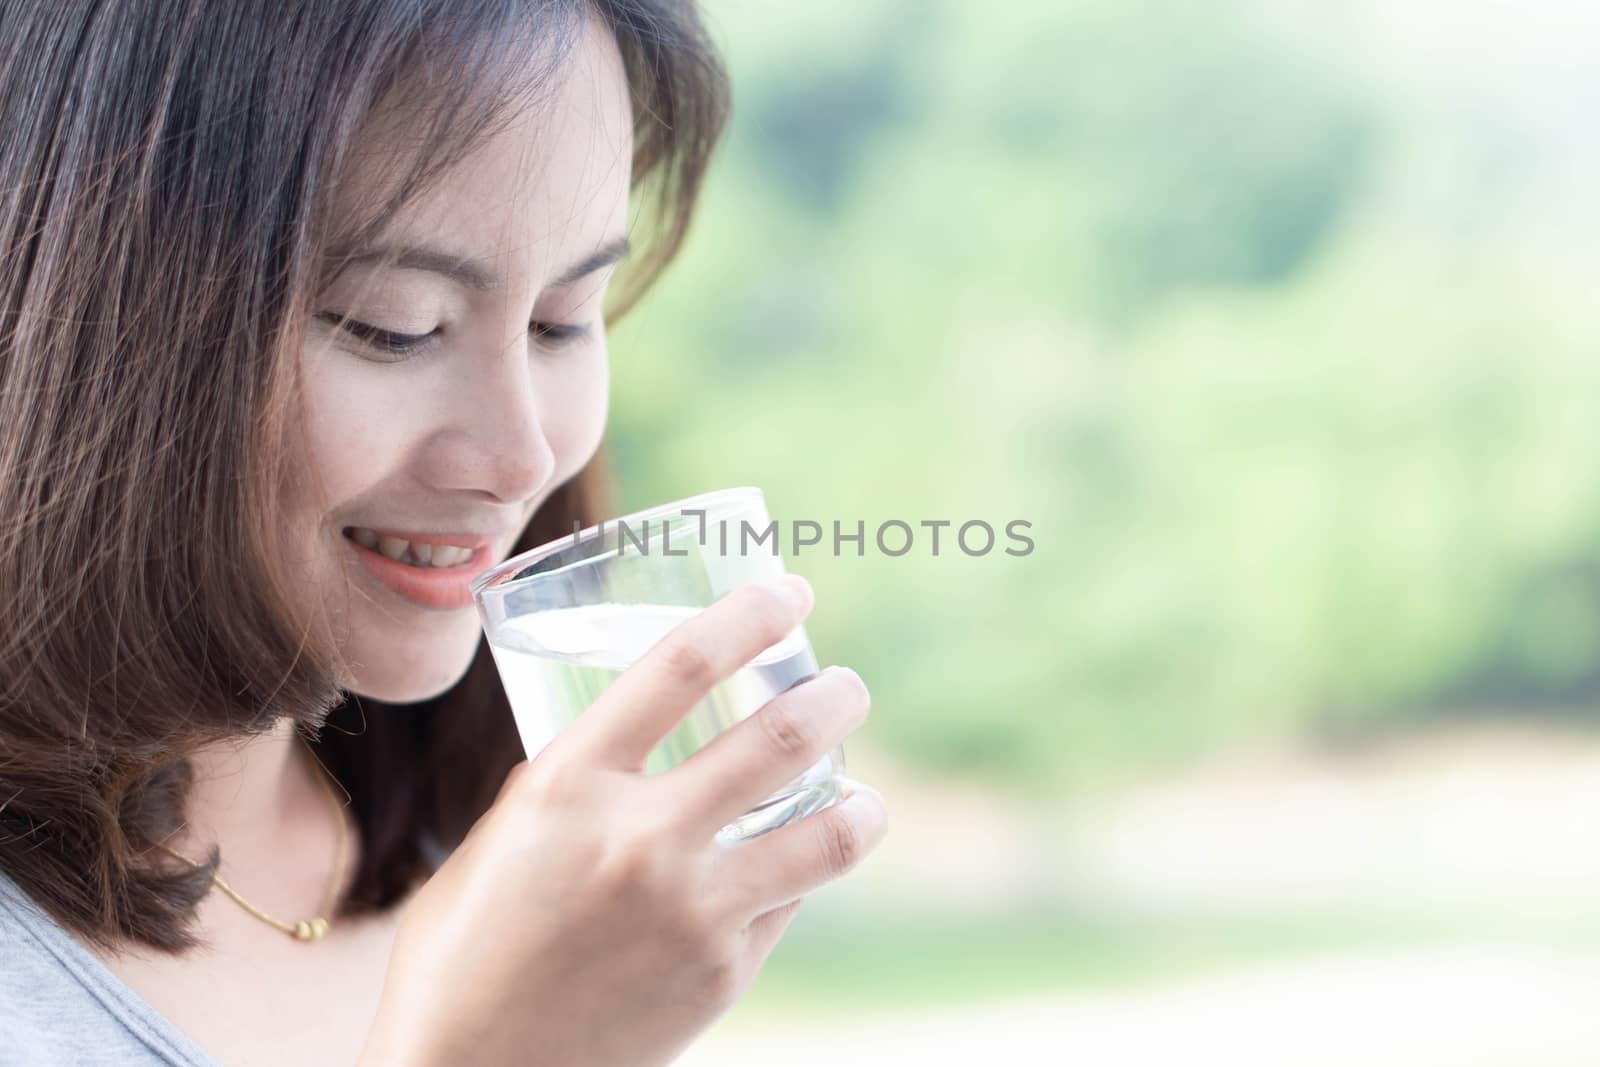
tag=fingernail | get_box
[772,574,811,609]
[838,776,880,809]
[824,664,861,685]
[840,783,885,824]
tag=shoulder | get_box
[0,879,117,1062]
[0,873,218,1066]
[0,875,84,1010]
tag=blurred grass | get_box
[734,906,1600,1021]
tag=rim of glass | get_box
[470,485,766,598]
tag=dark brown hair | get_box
[0,0,728,951]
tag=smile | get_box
[345,526,478,569]
[341,527,498,610]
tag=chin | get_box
[343,619,484,703]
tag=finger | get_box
[661,665,869,841]
[558,574,814,770]
[714,779,888,924]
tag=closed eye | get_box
[531,321,590,347]
[316,312,589,358]
[317,312,437,356]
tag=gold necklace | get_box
[158,735,349,943]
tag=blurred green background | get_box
[604,1,1600,1062]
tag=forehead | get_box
[332,14,633,282]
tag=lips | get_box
[341,528,498,610]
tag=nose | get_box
[416,349,555,504]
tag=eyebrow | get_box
[329,234,632,292]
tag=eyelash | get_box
[318,314,588,360]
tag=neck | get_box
[177,717,334,868]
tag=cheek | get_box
[287,350,420,634]
[297,360,411,508]
[542,347,611,478]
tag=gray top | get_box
[0,870,217,1066]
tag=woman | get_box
[0,2,887,1064]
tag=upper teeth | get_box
[347,527,475,568]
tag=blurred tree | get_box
[602,0,1600,792]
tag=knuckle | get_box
[503,763,552,808]
[603,809,707,903]
[627,797,685,846]
[815,807,866,879]
[662,637,718,689]
[596,837,670,900]
[513,758,586,810]
[494,759,535,803]
[758,700,819,762]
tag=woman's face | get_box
[289,17,632,702]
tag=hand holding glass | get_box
[472,487,844,843]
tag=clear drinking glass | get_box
[471,486,845,844]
